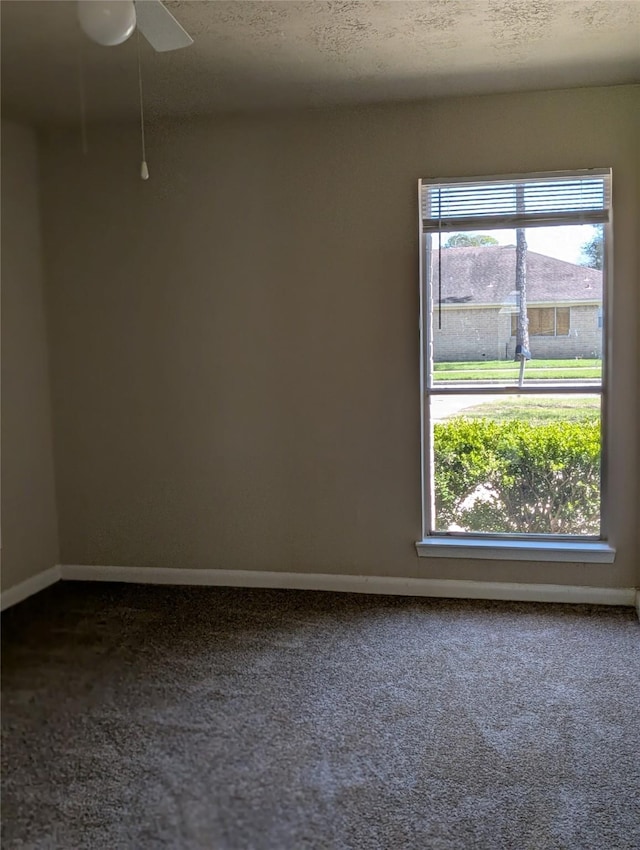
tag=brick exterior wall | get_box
[433,305,601,362]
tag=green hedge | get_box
[433,418,600,534]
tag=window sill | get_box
[415,537,616,563]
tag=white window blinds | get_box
[421,170,611,232]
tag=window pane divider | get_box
[426,384,602,396]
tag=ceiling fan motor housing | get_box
[77,1,137,48]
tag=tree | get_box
[444,234,499,248]
[514,185,530,385]
[579,226,603,270]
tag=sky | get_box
[448,224,598,265]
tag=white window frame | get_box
[416,169,615,563]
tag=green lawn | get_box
[434,358,602,381]
[456,396,600,425]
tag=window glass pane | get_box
[428,224,603,387]
[422,175,609,540]
[430,394,601,535]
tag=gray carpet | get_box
[2,583,640,849]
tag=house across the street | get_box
[431,246,602,362]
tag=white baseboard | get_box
[1,565,61,611]
[59,564,636,608]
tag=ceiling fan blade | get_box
[134,0,193,52]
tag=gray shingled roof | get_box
[432,246,602,306]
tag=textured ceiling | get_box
[2,0,639,124]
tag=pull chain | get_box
[137,30,149,179]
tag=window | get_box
[511,307,570,337]
[418,170,611,549]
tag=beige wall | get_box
[39,85,639,587]
[1,120,59,592]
